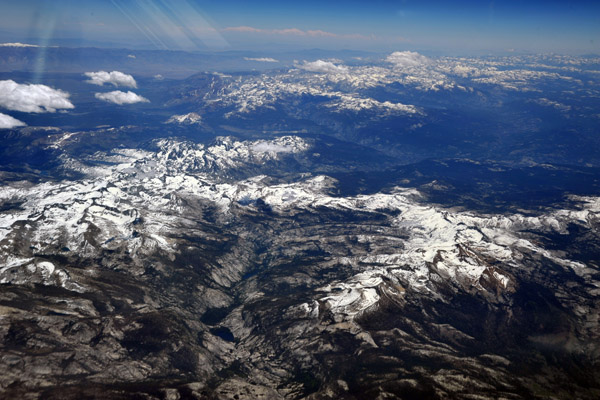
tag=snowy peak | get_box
[147,136,311,176]
[165,112,202,125]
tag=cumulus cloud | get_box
[95,91,149,105]
[251,142,295,153]
[386,51,430,67]
[0,113,26,129]
[244,57,279,63]
[298,60,349,74]
[0,80,74,113]
[84,71,137,88]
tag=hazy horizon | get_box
[1,0,599,55]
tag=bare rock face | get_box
[0,137,599,399]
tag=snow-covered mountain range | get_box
[1,135,598,400]
[1,50,599,399]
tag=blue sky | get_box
[1,0,599,54]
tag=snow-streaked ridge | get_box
[0,138,597,309]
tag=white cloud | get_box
[95,91,149,105]
[127,54,136,59]
[298,60,348,74]
[0,113,26,129]
[386,51,430,68]
[84,71,137,88]
[0,43,39,48]
[244,57,279,63]
[251,142,295,153]
[223,26,371,40]
[0,80,74,113]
